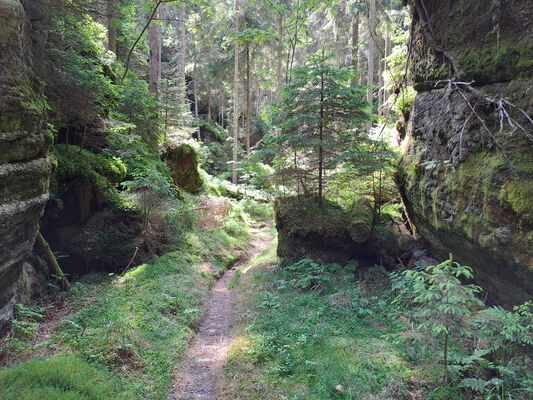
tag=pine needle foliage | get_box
[269,49,370,206]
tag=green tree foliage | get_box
[270,50,370,205]
[398,254,484,383]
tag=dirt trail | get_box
[170,224,273,400]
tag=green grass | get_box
[0,356,127,400]
[0,196,265,399]
[223,236,417,400]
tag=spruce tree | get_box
[271,50,370,206]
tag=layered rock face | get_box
[398,0,533,305]
[0,0,51,326]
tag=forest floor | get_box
[170,223,274,400]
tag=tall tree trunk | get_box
[276,14,283,100]
[256,83,261,114]
[335,0,347,67]
[318,70,324,208]
[80,100,89,153]
[357,31,366,85]
[366,0,376,133]
[384,29,392,117]
[65,120,70,152]
[178,9,187,106]
[106,0,116,53]
[220,94,224,128]
[207,84,211,121]
[164,79,169,143]
[232,0,240,184]
[148,8,159,97]
[193,52,200,139]
[246,41,251,155]
[351,13,359,86]
[378,37,384,117]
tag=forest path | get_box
[170,223,274,400]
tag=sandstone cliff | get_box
[398,0,533,305]
[0,0,51,327]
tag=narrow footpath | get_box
[170,224,273,400]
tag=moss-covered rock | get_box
[274,197,399,267]
[163,144,203,193]
[48,144,126,223]
[0,0,51,328]
[398,8,533,304]
[198,118,228,143]
[409,0,533,89]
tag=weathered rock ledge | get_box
[398,0,533,305]
[0,0,51,328]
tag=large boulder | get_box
[0,0,51,330]
[398,0,533,305]
[274,197,399,267]
[163,144,203,193]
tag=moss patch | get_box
[499,180,533,223]
[163,144,203,193]
[274,197,399,267]
[0,356,127,400]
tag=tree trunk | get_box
[378,37,384,117]
[366,0,376,133]
[351,13,359,87]
[220,94,224,128]
[80,100,89,153]
[178,8,187,106]
[246,41,251,155]
[148,8,159,97]
[443,332,449,383]
[384,30,392,117]
[65,120,70,152]
[35,232,70,291]
[207,84,211,121]
[122,0,163,80]
[164,79,169,143]
[232,0,240,184]
[318,70,324,207]
[193,53,200,139]
[106,0,116,53]
[276,14,283,100]
[335,0,347,67]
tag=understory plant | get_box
[393,255,533,398]
[400,254,484,382]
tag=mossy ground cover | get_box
[0,196,270,399]
[0,356,128,400]
[222,233,434,400]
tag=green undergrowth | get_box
[0,356,127,400]
[0,195,269,399]
[51,144,127,206]
[223,237,415,400]
[223,241,533,400]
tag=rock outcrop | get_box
[163,144,203,193]
[274,197,399,267]
[398,0,533,305]
[0,0,51,328]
